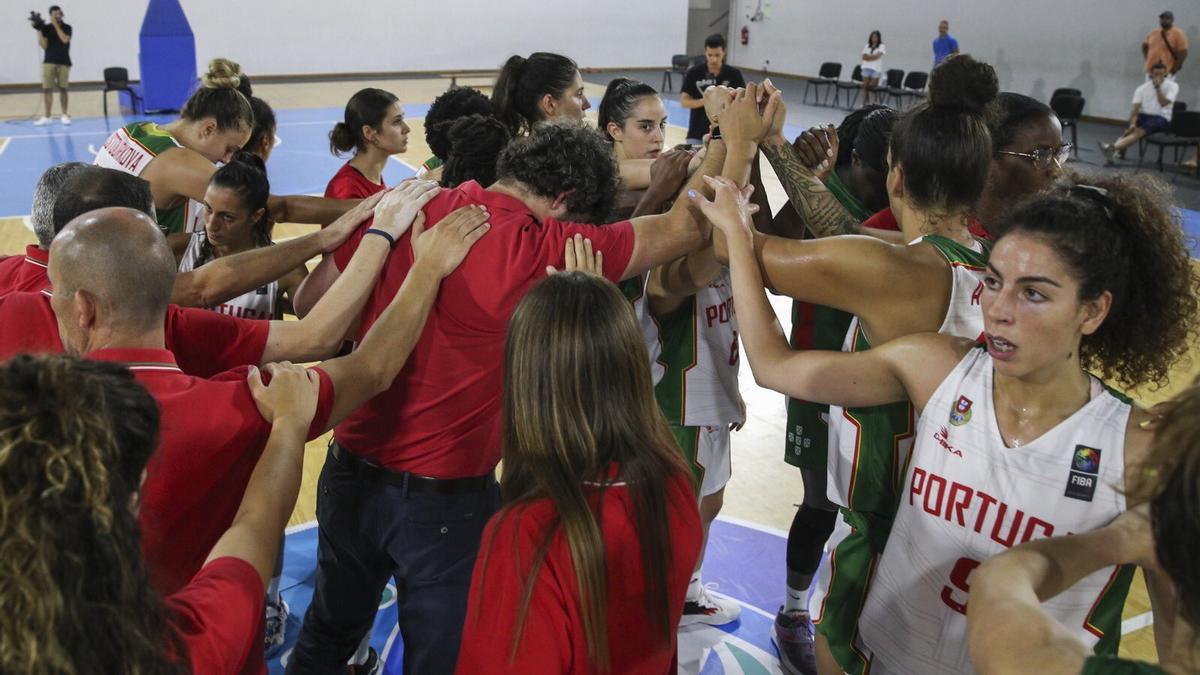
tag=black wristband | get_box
[711,125,722,140]
[364,228,396,249]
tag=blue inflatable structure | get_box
[137,0,196,112]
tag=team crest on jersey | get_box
[948,395,973,426]
[1065,444,1102,501]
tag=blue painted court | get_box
[270,517,790,674]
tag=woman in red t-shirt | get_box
[325,88,410,199]
[0,354,318,674]
[457,272,703,674]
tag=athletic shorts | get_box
[42,64,69,89]
[861,67,883,80]
[811,511,877,675]
[1136,113,1170,134]
[783,397,833,471]
[668,423,732,497]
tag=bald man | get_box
[3,164,369,313]
[36,193,487,675]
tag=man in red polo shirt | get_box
[288,97,773,672]
[43,186,486,666]
[1,165,370,307]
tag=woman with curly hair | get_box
[419,86,495,180]
[0,354,319,674]
[968,379,1200,675]
[456,272,701,673]
[701,167,1198,675]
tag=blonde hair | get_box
[201,57,242,90]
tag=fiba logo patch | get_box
[1065,445,1102,501]
[948,395,973,426]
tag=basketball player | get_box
[94,58,354,236]
[492,51,590,137]
[419,86,494,181]
[598,77,694,384]
[715,55,1000,674]
[456,272,702,673]
[702,169,1197,675]
[969,382,1200,675]
[175,153,304,320]
[325,88,408,200]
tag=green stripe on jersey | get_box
[654,297,698,426]
[785,300,854,469]
[1086,564,1136,657]
[1080,655,1168,675]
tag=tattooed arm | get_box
[760,137,858,239]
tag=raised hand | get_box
[703,85,737,126]
[546,234,603,276]
[720,83,781,145]
[647,148,694,200]
[372,179,442,240]
[791,124,839,180]
[410,205,490,278]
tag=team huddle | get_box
[0,46,1198,675]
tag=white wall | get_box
[2,0,688,85]
[727,0,1200,121]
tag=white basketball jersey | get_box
[858,347,1132,675]
[178,233,278,320]
[621,273,665,385]
[655,268,745,427]
[826,235,988,508]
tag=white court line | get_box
[388,155,418,172]
[1122,611,1154,635]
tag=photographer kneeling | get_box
[31,5,72,126]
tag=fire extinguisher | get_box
[741,26,749,45]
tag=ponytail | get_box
[491,52,579,136]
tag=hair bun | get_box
[202,58,243,91]
[927,54,998,115]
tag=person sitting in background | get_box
[420,86,495,180]
[681,33,746,144]
[455,271,702,674]
[0,353,319,674]
[325,88,409,200]
[969,379,1200,675]
[1099,61,1178,165]
[861,31,886,105]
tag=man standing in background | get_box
[33,5,72,126]
[681,33,745,144]
[932,20,959,67]
[1143,10,1187,77]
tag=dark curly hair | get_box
[1129,377,1200,631]
[495,120,619,223]
[993,171,1199,390]
[835,104,895,173]
[426,87,494,161]
[441,114,511,189]
[0,354,186,674]
[890,54,999,210]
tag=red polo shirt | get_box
[456,468,701,674]
[0,245,50,296]
[167,556,265,675]
[89,347,335,595]
[0,291,268,377]
[325,162,386,199]
[330,180,635,477]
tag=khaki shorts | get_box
[42,64,69,89]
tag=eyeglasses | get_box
[997,144,1072,169]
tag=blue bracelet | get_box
[364,228,396,249]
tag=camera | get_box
[28,10,46,30]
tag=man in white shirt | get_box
[1099,61,1178,165]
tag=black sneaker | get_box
[772,607,818,675]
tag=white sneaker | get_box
[33,117,51,126]
[680,584,741,626]
[60,114,71,125]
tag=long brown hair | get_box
[1130,378,1200,630]
[0,355,186,674]
[483,272,688,670]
